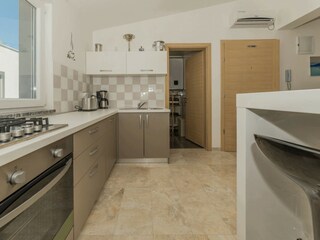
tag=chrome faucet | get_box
[137,101,147,109]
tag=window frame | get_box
[0,0,51,110]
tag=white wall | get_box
[92,2,276,148]
[277,19,320,90]
[52,0,91,72]
[0,45,19,98]
[92,1,320,148]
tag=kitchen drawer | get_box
[74,153,106,239]
[73,119,108,158]
[73,140,106,186]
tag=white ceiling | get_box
[69,0,235,31]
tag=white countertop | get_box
[237,89,320,114]
[118,108,170,113]
[0,109,118,167]
[0,108,170,166]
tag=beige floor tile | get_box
[114,209,153,235]
[207,235,236,240]
[152,188,191,234]
[112,235,153,240]
[81,188,124,235]
[154,234,195,240]
[78,235,113,240]
[80,149,237,239]
[121,187,152,210]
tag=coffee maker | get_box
[96,90,109,109]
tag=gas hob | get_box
[0,117,68,149]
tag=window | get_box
[0,0,50,109]
[0,72,4,98]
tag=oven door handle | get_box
[0,159,72,228]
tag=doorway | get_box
[166,43,212,151]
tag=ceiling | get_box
[68,0,235,31]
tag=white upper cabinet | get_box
[86,51,167,75]
[127,51,167,75]
[86,52,126,75]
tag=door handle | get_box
[139,115,142,128]
[100,69,113,72]
[146,114,149,128]
[88,128,98,135]
[89,147,99,156]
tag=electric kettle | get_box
[75,94,98,111]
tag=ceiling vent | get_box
[231,10,275,29]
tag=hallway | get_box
[78,149,236,240]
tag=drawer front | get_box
[73,154,106,239]
[73,141,106,186]
[73,120,108,158]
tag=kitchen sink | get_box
[119,107,164,110]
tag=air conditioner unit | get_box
[231,10,275,29]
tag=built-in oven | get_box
[0,136,73,240]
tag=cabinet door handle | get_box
[140,69,154,72]
[88,128,98,135]
[89,147,99,156]
[89,163,99,178]
[146,114,149,128]
[139,115,142,128]
[100,69,113,72]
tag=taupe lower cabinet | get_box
[118,112,169,161]
[104,114,117,177]
[73,115,117,239]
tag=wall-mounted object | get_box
[285,69,292,90]
[95,43,103,52]
[67,33,75,61]
[231,10,275,29]
[310,56,320,77]
[297,36,314,55]
[152,41,166,51]
[139,46,144,51]
[123,34,135,51]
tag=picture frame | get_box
[310,56,320,77]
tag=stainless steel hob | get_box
[0,117,68,149]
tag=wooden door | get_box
[185,51,205,147]
[221,39,280,152]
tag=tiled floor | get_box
[78,149,237,240]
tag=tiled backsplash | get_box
[53,63,165,112]
[53,63,91,113]
[92,76,165,108]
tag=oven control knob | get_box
[10,170,26,185]
[52,148,64,158]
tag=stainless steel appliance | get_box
[255,134,320,240]
[152,40,165,51]
[0,136,73,240]
[76,94,98,111]
[96,90,109,109]
[0,117,68,149]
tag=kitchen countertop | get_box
[117,108,170,113]
[237,89,320,114]
[0,109,117,167]
[0,108,170,167]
